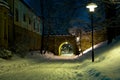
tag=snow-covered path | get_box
[0,39,120,80]
[42,40,107,60]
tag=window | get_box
[4,19,7,40]
[37,23,40,32]
[29,18,31,24]
[34,21,35,30]
[23,14,26,22]
[15,9,19,22]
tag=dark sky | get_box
[23,0,88,17]
[23,0,41,16]
[23,0,91,22]
[23,0,105,35]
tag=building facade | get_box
[0,0,9,48]
[0,0,42,50]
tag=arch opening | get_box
[59,42,74,56]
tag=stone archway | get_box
[58,42,74,56]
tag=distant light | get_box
[65,42,68,44]
[86,3,98,12]
[76,37,80,42]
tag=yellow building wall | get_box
[14,25,41,50]
[0,0,42,50]
[0,5,9,48]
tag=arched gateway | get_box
[59,42,74,56]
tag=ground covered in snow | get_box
[0,38,120,80]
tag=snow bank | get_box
[0,37,120,80]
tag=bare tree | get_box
[68,27,85,54]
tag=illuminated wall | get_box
[0,0,42,50]
[14,0,42,34]
[43,35,78,55]
[13,0,42,50]
[0,0,9,48]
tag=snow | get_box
[0,38,120,80]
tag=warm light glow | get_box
[59,42,69,55]
[65,42,68,44]
[58,42,74,56]
[76,37,80,42]
[86,3,98,12]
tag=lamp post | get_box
[86,3,98,62]
[40,0,45,54]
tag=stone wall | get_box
[43,29,107,55]
[43,35,78,55]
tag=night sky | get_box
[23,0,105,35]
[23,0,41,16]
[23,0,89,17]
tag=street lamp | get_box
[86,2,98,62]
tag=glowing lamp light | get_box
[76,37,80,42]
[65,42,68,44]
[86,2,98,62]
[86,3,98,12]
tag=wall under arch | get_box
[43,35,78,55]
